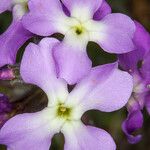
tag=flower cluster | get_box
[119,21,150,144]
[0,0,149,150]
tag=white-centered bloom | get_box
[0,38,133,150]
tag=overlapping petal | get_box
[67,63,133,112]
[62,122,116,150]
[93,0,111,20]
[20,38,68,105]
[53,32,92,85]
[62,0,103,20]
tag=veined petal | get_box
[62,121,116,150]
[0,0,12,13]
[53,31,92,85]
[93,0,111,20]
[67,63,133,112]
[62,0,103,20]
[22,0,70,36]
[87,13,135,53]
[20,38,68,105]
[0,19,32,67]
[0,108,55,150]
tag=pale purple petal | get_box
[0,20,32,67]
[67,63,133,112]
[53,40,92,85]
[22,0,68,36]
[93,0,111,20]
[119,21,150,72]
[21,38,58,85]
[122,110,143,144]
[62,122,116,150]
[0,0,12,13]
[20,38,68,104]
[0,108,53,150]
[90,13,135,54]
[62,0,103,19]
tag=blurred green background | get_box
[0,0,150,150]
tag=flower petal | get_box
[0,19,32,67]
[20,38,68,105]
[93,0,111,20]
[67,63,133,112]
[122,110,143,144]
[87,13,135,53]
[62,121,116,150]
[140,51,150,81]
[145,94,150,115]
[53,32,92,85]
[0,0,12,13]
[133,21,150,56]
[62,0,103,20]
[22,0,69,36]
[0,108,54,150]
[118,49,142,73]
[119,21,150,72]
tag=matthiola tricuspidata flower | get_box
[22,0,135,84]
[0,0,32,67]
[119,21,150,144]
[0,38,133,150]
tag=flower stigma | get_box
[56,103,72,120]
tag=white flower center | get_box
[45,98,84,133]
[56,103,72,120]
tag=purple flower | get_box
[22,0,135,84]
[0,38,133,150]
[122,99,143,144]
[119,21,150,144]
[0,94,13,128]
[0,0,33,67]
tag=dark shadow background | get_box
[0,0,150,150]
